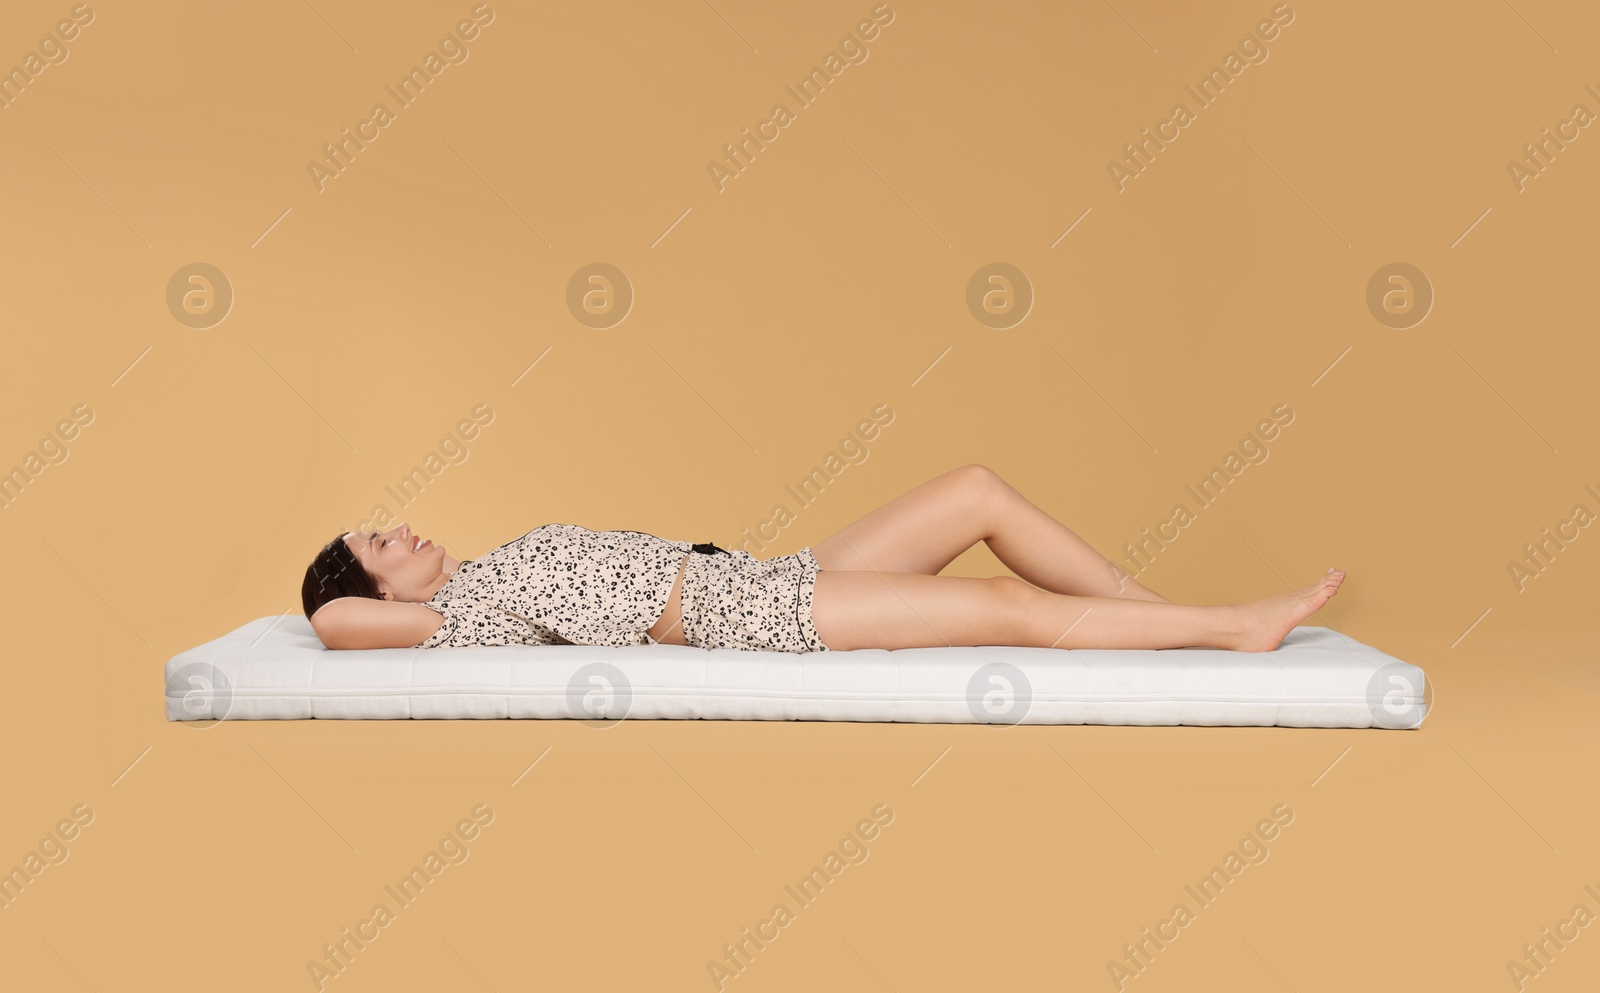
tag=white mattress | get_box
[163,616,1428,728]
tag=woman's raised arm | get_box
[309,596,445,650]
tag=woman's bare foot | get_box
[1230,567,1347,652]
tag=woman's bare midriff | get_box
[645,552,693,646]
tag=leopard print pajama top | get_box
[410,523,828,653]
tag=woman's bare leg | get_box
[810,567,1345,652]
[809,464,1168,602]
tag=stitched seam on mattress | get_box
[175,688,1420,704]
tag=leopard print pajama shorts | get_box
[678,545,829,653]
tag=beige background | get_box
[2,0,1597,989]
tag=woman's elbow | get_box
[309,613,348,650]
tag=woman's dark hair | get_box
[301,532,384,618]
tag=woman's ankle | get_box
[1212,604,1252,651]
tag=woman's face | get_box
[342,523,447,601]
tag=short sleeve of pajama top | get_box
[412,524,695,650]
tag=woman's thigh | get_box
[809,464,994,576]
[811,569,1025,651]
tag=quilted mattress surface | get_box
[163,616,1429,728]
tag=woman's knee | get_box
[982,575,1041,642]
[955,462,1005,494]
[949,464,1008,534]
[985,574,1031,596]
